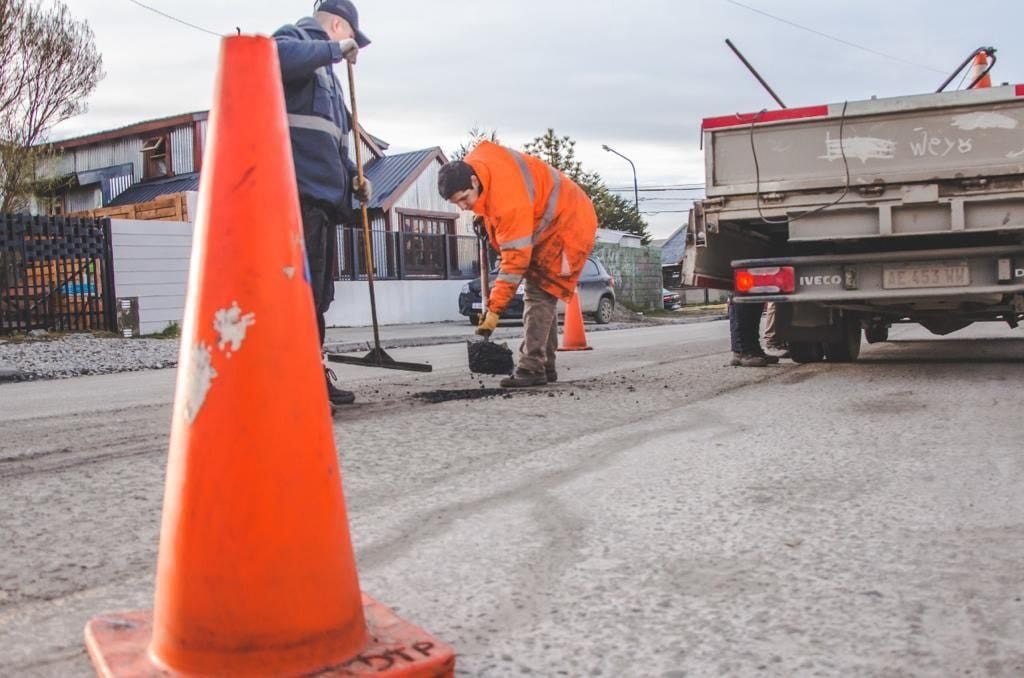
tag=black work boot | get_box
[325,368,355,405]
[730,352,768,367]
[545,367,558,383]
[754,349,780,364]
[499,369,548,388]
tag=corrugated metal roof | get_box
[53,111,208,147]
[76,163,134,186]
[366,132,389,150]
[596,228,643,247]
[359,148,440,210]
[106,173,200,206]
[660,225,687,266]
[106,147,439,211]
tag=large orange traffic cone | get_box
[83,35,454,677]
[969,51,992,89]
[557,289,593,351]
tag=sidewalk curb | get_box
[323,314,727,355]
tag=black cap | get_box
[314,0,370,47]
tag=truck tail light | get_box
[735,266,795,294]
[608,276,615,287]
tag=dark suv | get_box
[458,255,617,325]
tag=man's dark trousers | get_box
[300,200,339,346]
[729,298,765,354]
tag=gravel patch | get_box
[0,313,727,383]
[0,333,179,381]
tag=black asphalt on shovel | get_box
[324,62,432,374]
[467,235,514,375]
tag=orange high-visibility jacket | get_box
[466,141,598,314]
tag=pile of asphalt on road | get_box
[414,388,511,404]
[466,338,514,376]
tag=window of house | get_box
[39,195,64,216]
[397,211,456,278]
[142,135,169,179]
[400,213,454,235]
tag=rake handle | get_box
[346,60,382,351]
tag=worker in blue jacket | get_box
[273,0,371,408]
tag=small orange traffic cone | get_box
[969,51,992,89]
[557,289,593,351]
[83,35,454,677]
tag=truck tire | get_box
[864,325,889,344]
[824,314,862,362]
[789,341,824,363]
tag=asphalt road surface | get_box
[1,320,1022,676]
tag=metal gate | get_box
[0,214,117,333]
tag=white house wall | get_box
[110,219,192,335]
[198,119,209,159]
[72,138,144,182]
[34,154,74,179]
[325,280,468,326]
[185,192,198,223]
[108,216,469,332]
[170,125,195,174]
[66,187,102,213]
[41,122,198,188]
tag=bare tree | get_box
[451,126,500,161]
[0,0,103,212]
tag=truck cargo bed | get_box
[703,85,1024,197]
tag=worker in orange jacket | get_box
[438,141,598,387]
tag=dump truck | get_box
[684,74,1024,362]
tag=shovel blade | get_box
[326,347,433,373]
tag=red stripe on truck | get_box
[1017,84,1024,96]
[701,105,829,131]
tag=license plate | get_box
[882,261,970,290]
[472,302,482,309]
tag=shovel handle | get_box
[479,237,490,314]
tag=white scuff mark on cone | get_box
[283,266,296,279]
[819,133,896,163]
[214,301,256,357]
[951,112,1018,131]
[184,342,216,424]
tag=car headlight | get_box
[461,284,470,293]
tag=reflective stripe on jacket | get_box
[466,141,598,314]
[273,18,357,216]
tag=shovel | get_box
[325,61,432,373]
[467,235,514,375]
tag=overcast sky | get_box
[56,0,1024,238]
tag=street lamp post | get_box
[601,144,639,214]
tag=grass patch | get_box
[144,322,181,339]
